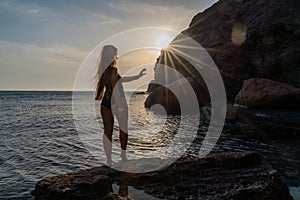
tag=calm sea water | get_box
[0,91,299,199]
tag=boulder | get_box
[145,77,209,115]
[32,152,293,200]
[235,78,300,109]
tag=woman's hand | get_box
[138,68,147,78]
[121,68,147,82]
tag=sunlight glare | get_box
[155,34,173,51]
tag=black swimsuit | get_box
[101,68,125,109]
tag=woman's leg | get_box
[114,106,128,161]
[101,105,114,166]
[112,97,129,161]
[119,128,128,160]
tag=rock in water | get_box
[145,77,209,115]
[235,78,300,109]
[32,152,293,200]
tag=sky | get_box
[0,0,217,90]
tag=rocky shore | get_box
[32,152,293,200]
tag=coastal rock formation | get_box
[32,152,293,200]
[235,78,300,109]
[146,0,300,111]
[145,77,209,114]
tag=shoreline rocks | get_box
[32,152,293,200]
[235,78,300,109]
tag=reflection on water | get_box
[87,92,198,168]
[112,184,162,200]
[0,91,299,199]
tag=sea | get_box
[0,91,299,199]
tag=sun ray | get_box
[162,50,170,110]
[163,49,168,84]
[169,32,209,45]
[169,43,204,50]
[168,46,217,72]
[168,50,209,94]
[169,43,221,54]
[170,35,194,45]
[165,50,188,97]
[166,50,180,81]
[170,46,240,80]
[169,42,241,81]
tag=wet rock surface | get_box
[227,109,299,140]
[32,152,293,200]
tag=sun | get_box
[155,34,173,51]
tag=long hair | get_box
[95,45,117,100]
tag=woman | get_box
[95,45,146,166]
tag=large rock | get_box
[145,77,209,115]
[32,173,112,200]
[235,78,300,109]
[146,0,300,106]
[32,152,293,200]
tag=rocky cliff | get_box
[146,0,300,110]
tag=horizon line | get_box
[0,89,147,92]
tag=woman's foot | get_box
[120,150,127,161]
[106,159,112,167]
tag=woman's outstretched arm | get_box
[121,68,146,82]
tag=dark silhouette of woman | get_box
[95,45,146,166]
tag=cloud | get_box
[0,41,89,90]
[0,41,87,67]
[107,2,132,13]
[0,1,49,17]
[0,1,124,49]
[106,0,199,31]
[128,0,217,11]
[0,1,120,28]
[108,0,217,14]
[108,0,190,15]
[0,0,218,89]
[72,6,121,25]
